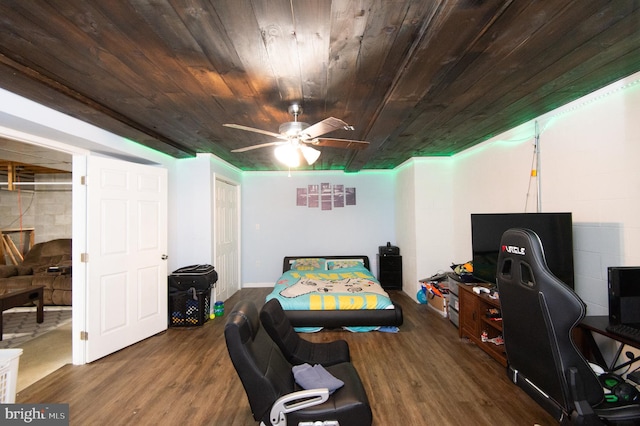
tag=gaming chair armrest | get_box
[567,367,604,425]
[267,388,330,426]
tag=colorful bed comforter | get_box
[266,263,394,312]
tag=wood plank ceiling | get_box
[0,1,638,172]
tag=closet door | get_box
[214,177,240,302]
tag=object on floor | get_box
[0,348,22,403]
[265,255,403,331]
[168,287,211,327]
[224,300,373,426]
[260,298,350,367]
[0,286,44,340]
[497,228,640,424]
[168,264,218,327]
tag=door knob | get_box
[161,254,168,260]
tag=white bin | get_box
[0,348,23,403]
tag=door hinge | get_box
[81,253,89,263]
[80,331,88,341]
[81,175,87,185]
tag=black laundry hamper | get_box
[168,264,218,327]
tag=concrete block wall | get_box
[33,174,72,243]
[0,173,72,259]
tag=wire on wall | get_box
[524,121,541,212]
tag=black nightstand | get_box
[377,254,402,290]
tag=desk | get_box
[578,316,640,372]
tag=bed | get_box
[265,255,403,331]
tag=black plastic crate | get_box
[169,287,211,327]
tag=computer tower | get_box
[608,266,640,325]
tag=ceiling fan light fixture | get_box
[274,144,300,167]
[301,145,320,165]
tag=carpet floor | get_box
[1,306,72,349]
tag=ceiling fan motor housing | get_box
[279,121,310,137]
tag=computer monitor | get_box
[608,266,640,326]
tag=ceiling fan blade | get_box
[224,123,285,139]
[231,141,285,152]
[301,117,351,139]
[310,138,370,150]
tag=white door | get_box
[85,155,168,362]
[214,178,239,302]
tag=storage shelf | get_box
[481,317,502,332]
[377,254,402,290]
[458,284,506,366]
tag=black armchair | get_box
[224,300,373,426]
[497,228,640,425]
[260,298,350,367]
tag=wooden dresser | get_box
[458,283,507,366]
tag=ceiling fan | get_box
[223,104,369,167]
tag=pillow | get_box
[292,363,344,394]
[291,258,326,271]
[326,259,364,270]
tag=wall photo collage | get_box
[296,183,356,211]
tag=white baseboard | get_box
[242,282,274,288]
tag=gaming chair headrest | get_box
[225,300,260,343]
[499,228,548,282]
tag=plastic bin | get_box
[169,287,211,327]
[0,348,23,403]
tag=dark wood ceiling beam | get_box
[0,52,196,158]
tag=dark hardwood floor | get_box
[17,288,556,425]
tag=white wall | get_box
[415,72,640,315]
[394,162,417,295]
[172,153,243,270]
[241,170,396,285]
[537,75,640,315]
[395,158,455,298]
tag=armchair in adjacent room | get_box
[260,298,350,367]
[497,227,640,425]
[224,300,372,426]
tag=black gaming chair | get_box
[224,300,373,426]
[260,298,350,367]
[497,228,640,425]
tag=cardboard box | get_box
[426,291,448,318]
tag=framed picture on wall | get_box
[321,182,332,210]
[333,184,344,207]
[346,187,356,205]
[297,183,356,209]
[296,188,307,206]
[308,184,319,208]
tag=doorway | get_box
[0,139,73,390]
[214,177,240,303]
